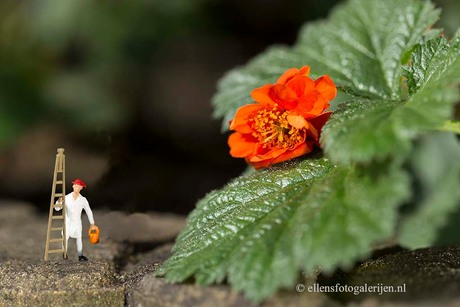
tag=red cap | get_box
[72,178,87,188]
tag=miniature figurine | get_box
[55,178,96,261]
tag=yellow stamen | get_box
[249,108,306,149]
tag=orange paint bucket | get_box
[88,225,100,244]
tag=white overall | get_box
[55,193,95,255]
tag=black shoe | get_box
[78,255,88,262]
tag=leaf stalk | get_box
[437,120,460,134]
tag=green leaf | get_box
[162,156,334,284]
[401,30,460,124]
[295,0,439,99]
[403,30,460,95]
[322,32,460,165]
[398,132,460,248]
[160,157,410,302]
[321,99,412,164]
[212,0,440,131]
[403,36,450,95]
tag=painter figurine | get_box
[56,178,96,261]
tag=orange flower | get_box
[228,66,337,169]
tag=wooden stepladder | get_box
[44,148,67,260]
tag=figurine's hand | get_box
[54,197,63,210]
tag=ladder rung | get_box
[48,249,65,254]
[52,216,64,220]
[54,193,64,197]
[56,180,63,184]
[49,238,64,243]
[51,227,64,231]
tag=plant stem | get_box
[437,120,460,134]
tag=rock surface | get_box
[319,245,460,305]
[0,260,123,307]
[1,200,459,306]
[0,200,186,306]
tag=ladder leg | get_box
[44,148,67,261]
[62,154,67,260]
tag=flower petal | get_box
[276,68,300,85]
[228,132,257,157]
[229,104,262,133]
[251,84,276,107]
[248,159,272,170]
[276,65,310,85]
[287,114,308,129]
[249,147,287,162]
[286,75,315,98]
[305,121,319,140]
[250,142,312,169]
[310,111,332,132]
[270,84,298,109]
[314,75,337,102]
[270,142,312,164]
[298,66,311,77]
[293,92,322,118]
[287,113,319,139]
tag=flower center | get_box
[249,107,306,149]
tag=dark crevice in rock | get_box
[113,240,172,277]
[110,239,176,306]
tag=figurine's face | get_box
[73,184,84,193]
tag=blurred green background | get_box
[0,0,458,214]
